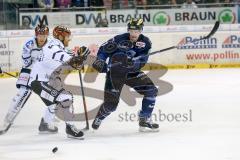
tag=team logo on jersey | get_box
[25,40,34,49]
[136,41,146,48]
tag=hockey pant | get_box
[95,71,158,120]
[31,80,74,122]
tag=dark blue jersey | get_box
[97,33,152,70]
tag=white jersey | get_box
[22,37,50,69]
[29,38,73,84]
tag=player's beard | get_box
[38,39,46,47]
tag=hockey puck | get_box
[52,147,58,153]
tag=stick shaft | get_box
[3,71,17,78]
[78,70,89,129]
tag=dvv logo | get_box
[177,36,217,49]
[22,15,48,27]
[153,11,170,25]
[222,35,240,48]
[218,9,236,24]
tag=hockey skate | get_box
[0,122,12,135]
[139,117,159,132]
[38,118,58,134]
[65,123,84,139]
[92,118,102,130]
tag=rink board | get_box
[0,24,240,73]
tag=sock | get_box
[139,96,156,118]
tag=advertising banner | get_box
[106,9,136,27]
[19,7,238,28]
[149,31,240,65]
[19,11,106,28]
[2,25,240,72]
[0,38,16,72]
[138,7,237,26]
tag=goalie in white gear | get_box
[29,25,93,139]
[3,24,58,134]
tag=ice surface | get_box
[0,69,239,160]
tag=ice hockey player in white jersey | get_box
[29,25,95,139]
[2,24,58,134]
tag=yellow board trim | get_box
[1,63,240,78]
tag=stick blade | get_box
[81,126,90,132]
[0,124,12,135]
[0,130,7,135]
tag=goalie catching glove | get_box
[68,46,90,70]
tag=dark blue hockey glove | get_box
[126,50,136,59]
[110,52,140,76]
[125,50,142,71]
[126,57,141,72]
[92,58,107,73]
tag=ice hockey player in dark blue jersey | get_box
[92,18,159,132]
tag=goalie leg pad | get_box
[4,87,32,124]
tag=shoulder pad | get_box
[113,33,129,43]
[47,38,64,50]
[137,35,152,49]
[142,35,152,45]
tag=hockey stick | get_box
[78,67,89,130]
[134,21,220,60]
[0,123,12,135]
[108,21,220,68]
[0,67,17,78]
